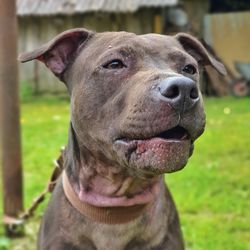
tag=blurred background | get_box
[17,0,250,96]
[0,0,250,249]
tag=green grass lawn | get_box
[0,96,250,250]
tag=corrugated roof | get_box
[17,0,178,16]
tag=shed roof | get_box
[17,0,178,16]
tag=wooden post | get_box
[0,0,24,236]
[154,15,162,34]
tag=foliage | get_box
[0,96,249,250]
[0,236,10,250]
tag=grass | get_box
[0,96,250,250]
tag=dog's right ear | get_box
[175,33,226,76]
[18,28,93,81]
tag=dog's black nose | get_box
[158,76,200,112]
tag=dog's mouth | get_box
[153,126,189,141]
[114,126,193,174]
[118,126,190,143]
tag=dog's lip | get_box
[116,126,190,143]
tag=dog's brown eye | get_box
[182,64,197,75]
[103,59,126,69]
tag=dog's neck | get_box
[65,166,162,225]
[77,158,161,205]
[62,171,158,224]
[64,161,162,222]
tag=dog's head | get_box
[20,28,226,178]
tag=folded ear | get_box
[18,28,93,80]
[175,33,226,75]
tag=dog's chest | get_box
[92,222,141,250]
[89,215,167,250]
[58,181,170,250]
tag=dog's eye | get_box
[103,59,126,69]
[182,64,197,75]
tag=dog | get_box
[19,28,226,250]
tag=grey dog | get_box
[19,28,225,250]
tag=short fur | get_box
[19,29,225,250]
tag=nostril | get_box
[190,87,199,99]
[164,85,179,99]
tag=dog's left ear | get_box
[19,28,94,81]
[175,33,226,75]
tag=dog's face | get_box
[20,29,226,178]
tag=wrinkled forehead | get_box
[138,33,182,50]
[83,31,183,57]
